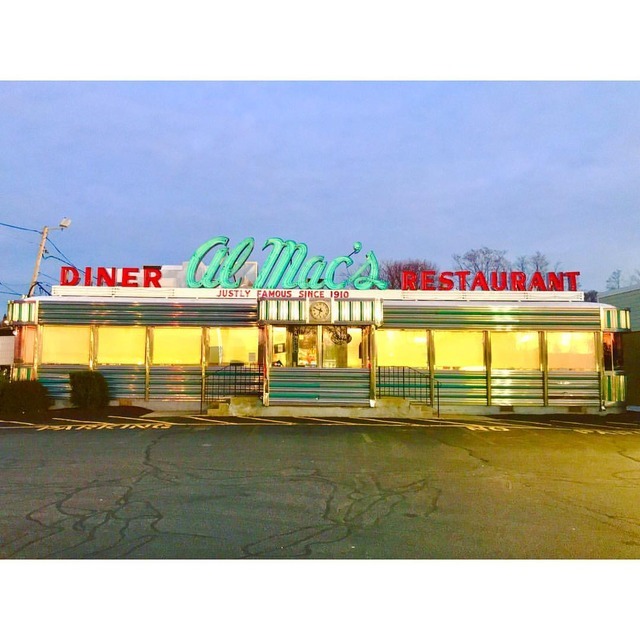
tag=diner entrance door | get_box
[267,325,372,406]
[270,325,368,369]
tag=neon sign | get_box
[186,236,388,290]
[401,269,581,291]
[60,266,162,288]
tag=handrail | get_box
[376,366,430,404]
[201,364,263,413]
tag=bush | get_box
[0,380,53,417]
[69,371,110,410]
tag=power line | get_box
[0,221,40,234]
[46,236,76,268]
[0,280,22,296]
[43,254,86,274]
[38,273,60,284]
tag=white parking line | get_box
[301,416,356,426]
[551,420,609,428]
[53,417,108,424]
[235,416,297,425]
[107,415,162,422]
[357,417,421,427]
[185,415,296,426]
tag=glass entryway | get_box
[267,324,373,406]
[270,325,368,368]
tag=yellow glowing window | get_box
[434,331,485,371]
[97,326,146,365]
[376,329,428,367]
[208,327,259,365]
[491,331,540,370]
[547,332,597,371]
[152,327,202,365]
[41,325,91,364]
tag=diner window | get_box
[547,332,597,371]
[40,325,91,365]
[14,325,36,364]
[376,329,428,367]
[603,332,624,371]
[152,327,202,365]
[97,326,146,365]
[292,325,318,367]
[322,327,363,368]
[208,328,259,365]
[271,326,289,367]
[491,331,540,370]
[434,331,485,371]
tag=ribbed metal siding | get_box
[383,305,602,330]
[601,307,631,330]
[38,365,88,398]
[148,366,202,399]
[604,373,626,404]
[434,371,487,405]
[95,366,146,398]
[490,371,544,406]
[547,372,600,406]
[269,368,371,405]
[258,299,306,323]
[38,301,257,326]
[7,300,37,324]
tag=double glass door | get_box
[271,325,368,368]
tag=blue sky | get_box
[1,81,640,308]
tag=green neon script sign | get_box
[186,236,389,290]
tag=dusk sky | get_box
[2,81,639,307]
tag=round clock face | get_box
[309,300,331,321]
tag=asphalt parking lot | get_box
[2,410,640,559]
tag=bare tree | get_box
[513,255,530,273]
[380,259,439,289]
[606,269,622,290]
[452,247,510,273]
[529,250,550,273]
[456,248,555,278]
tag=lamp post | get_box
[27,218,72,297]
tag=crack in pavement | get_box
[240,472,441,558]
[1,431,173,559]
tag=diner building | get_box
[5,235,632,416]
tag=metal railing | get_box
[376,366,430,404]
[201,364,264,412]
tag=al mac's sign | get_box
[59,235,581,292]
[60,236,387,291]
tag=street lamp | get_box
[27,218,72,297]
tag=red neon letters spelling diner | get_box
[60,266,162,288]
[401,270,581,292]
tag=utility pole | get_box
[27,218,72,297]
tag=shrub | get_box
[69,371,110,410]
[0,380,53,417]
